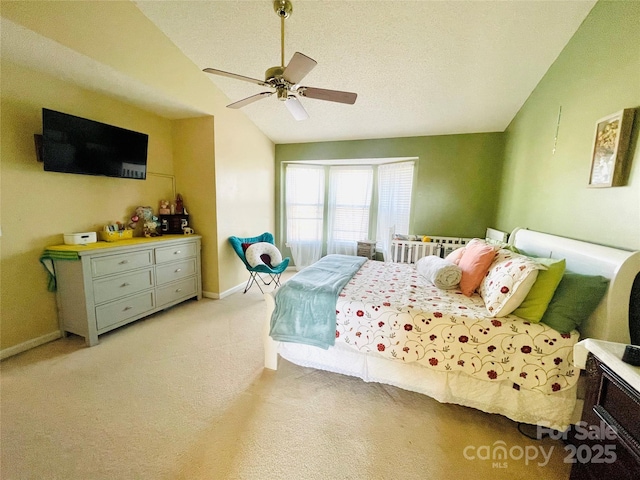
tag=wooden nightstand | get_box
[570,340,640,479]
[356,240,376,260]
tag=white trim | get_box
[0,331,62,360]
[283,156,417,166]
[206,272,293,299]
[204,282,246,300]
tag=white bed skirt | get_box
[277,341,580,431]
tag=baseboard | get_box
[203,282,245,300]
[204,271,292,299]
[0,331,61,360]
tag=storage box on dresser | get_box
[52,235,202,346]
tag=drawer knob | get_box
[175,268,182,272]
[121,283,131,287]
[123,306,133,311]
[119,260,129,264]
[176,288,182,293]
[174,250,181,254]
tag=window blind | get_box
[376,161,414,246]
[327,166,373,255]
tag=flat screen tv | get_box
[42,108,149,180]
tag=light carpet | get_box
[1,277,572,479]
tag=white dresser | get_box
[48,235,202,346]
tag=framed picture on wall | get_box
[588,108,635,187]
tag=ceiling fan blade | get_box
[282,52,317,85]
[285,95,309,121]
[297,87,357,105]
[203,68,270,87]
[227,92,274,109]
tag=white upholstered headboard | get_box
[509,228,640,344]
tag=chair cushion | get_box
[245,242,283,269]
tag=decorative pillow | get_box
[478,249,544,317]
[445,247,465,265]
[457,239,498,296]
[512,257,566,322]
[485,238,520,253]
[245,242,283,269]
[540,273,610,334]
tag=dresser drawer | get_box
[156,258,197,285]
[93,268,154,304]
[52,235,201,346]
[595,364,640,459]
[91,250,153,277]
[95,291,155,330]
[157,277,198,307]
[155,243,196,264]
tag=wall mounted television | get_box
[41,108,149,180]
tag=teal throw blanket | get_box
[270,254,367,349]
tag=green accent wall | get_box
[496,0,640,250]
[275,133,506,246]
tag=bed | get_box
[263,228,640,430]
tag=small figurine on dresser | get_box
[175,194,184,214]
[131,206,161,237]
[158,200,170,215]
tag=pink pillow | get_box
[457,240,497,296]
[445,247,465,265]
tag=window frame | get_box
[282,158,417,257]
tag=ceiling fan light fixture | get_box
[202,0,357,120]
[285,95,309,121]
[276,87,289,101]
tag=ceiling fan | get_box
[203,0,357,121]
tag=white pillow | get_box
[245,242,282,268]
[478,249,545,317]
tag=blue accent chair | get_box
[228,233,290,294]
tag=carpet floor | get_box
[1,277,572,479]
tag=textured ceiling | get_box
[1,1,596,145]
[135,0,595,144]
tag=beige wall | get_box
[1,1,276,352]
[0,60,176,349]
[496,0,640,250]
[172,117,218,294]
[214,115,276,294]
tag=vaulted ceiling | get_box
[2,1,596,144]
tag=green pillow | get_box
[540,273,609,334]
[512,258,566,322]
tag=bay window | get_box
[284,159,414,266]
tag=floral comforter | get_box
[334,260,580,395]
